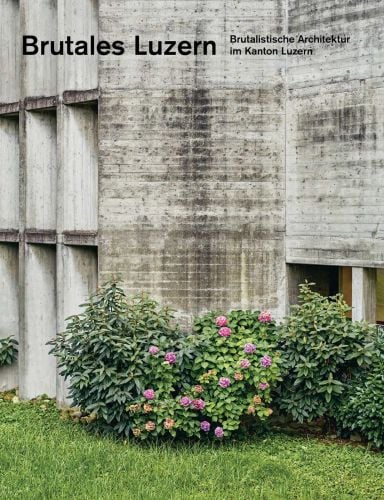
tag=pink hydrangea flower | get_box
[244,343,256,354]
[143,389,155,400]
[259,382,270,390]
[218,377,231,388]
[194,385,204,394]
[215,316,228,327]
[192,399,206,410]
[164,352,177,364]
[240,359,251,369]
[200,421,211,432]
[214,426,224,438]
[258,311,272,323]
[218,327,231,337]
[148,346,159,355]
[260,355,272,368]
[179,396,192,407]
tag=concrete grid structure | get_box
[0,0,383,402]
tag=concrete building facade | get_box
[0,0,383,402]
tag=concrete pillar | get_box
[56,245,98,404]
[25,110,57,230]
[0,244,19,391]
[0,116,19,230]
[0,0,20,103]
[21,0,57,98]
[62,104,98,232]
[352,267,376,323]
[21,244,57,399]
[57,0,98,93]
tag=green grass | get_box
[0,400,384,499]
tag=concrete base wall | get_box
[0,243,19,391]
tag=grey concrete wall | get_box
[0,244,19,391]
[98,0,287,321]
[286,1,384,268]
[0,0,20,103]
[0,116,19,230]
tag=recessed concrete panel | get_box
[0,0,20,103]
[63,104,98,232]
[0,115,19,230]
[22,244,56,398]
[59,0,98,91]
[22,0,57,97]
[0,243,19,391]
[56,245,98,403]
[26,110,57,230]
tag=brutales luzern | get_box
[22,36,217,56]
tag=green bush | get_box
[48,283,193,436]
[0,336,18,366]
[276,282,376,423]
[49,283,281,440]
[334,332,384,448]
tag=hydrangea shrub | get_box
[186,310,281,438]
[49,283,281,440]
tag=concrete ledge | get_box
[63,89,99,105]
[0,102,19,115]
[62,231,98,246]
[24,96,58,111]
[24,230,57,244]
[0,230,19,243]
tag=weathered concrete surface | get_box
[286,0,384,268]
[98,0,287,321]
[0,244,19,391]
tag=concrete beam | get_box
[352,267,376,323]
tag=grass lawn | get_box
[0,400,383,499]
